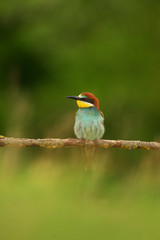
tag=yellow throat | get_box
[77,100,93,108]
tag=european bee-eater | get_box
[67,92,105,140]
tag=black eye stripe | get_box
[80,98,94,104]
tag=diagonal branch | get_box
[0,137,159,150]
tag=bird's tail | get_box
[81,143,98,170]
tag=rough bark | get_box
[0,136,159,150]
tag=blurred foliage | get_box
[0,0,159,140]
[0,0,160,239]
[0,148,160,240]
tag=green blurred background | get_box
[0,0,160,239]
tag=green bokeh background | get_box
[0,0,160,239]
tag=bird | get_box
[66,92,105,140]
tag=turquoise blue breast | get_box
[74,107,105,140]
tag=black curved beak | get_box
[66,96,79,100]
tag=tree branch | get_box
[0,137,159,150]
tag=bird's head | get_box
[66,92,99,109]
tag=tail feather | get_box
[81,142,98,170]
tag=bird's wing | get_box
[100,110,105,125]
